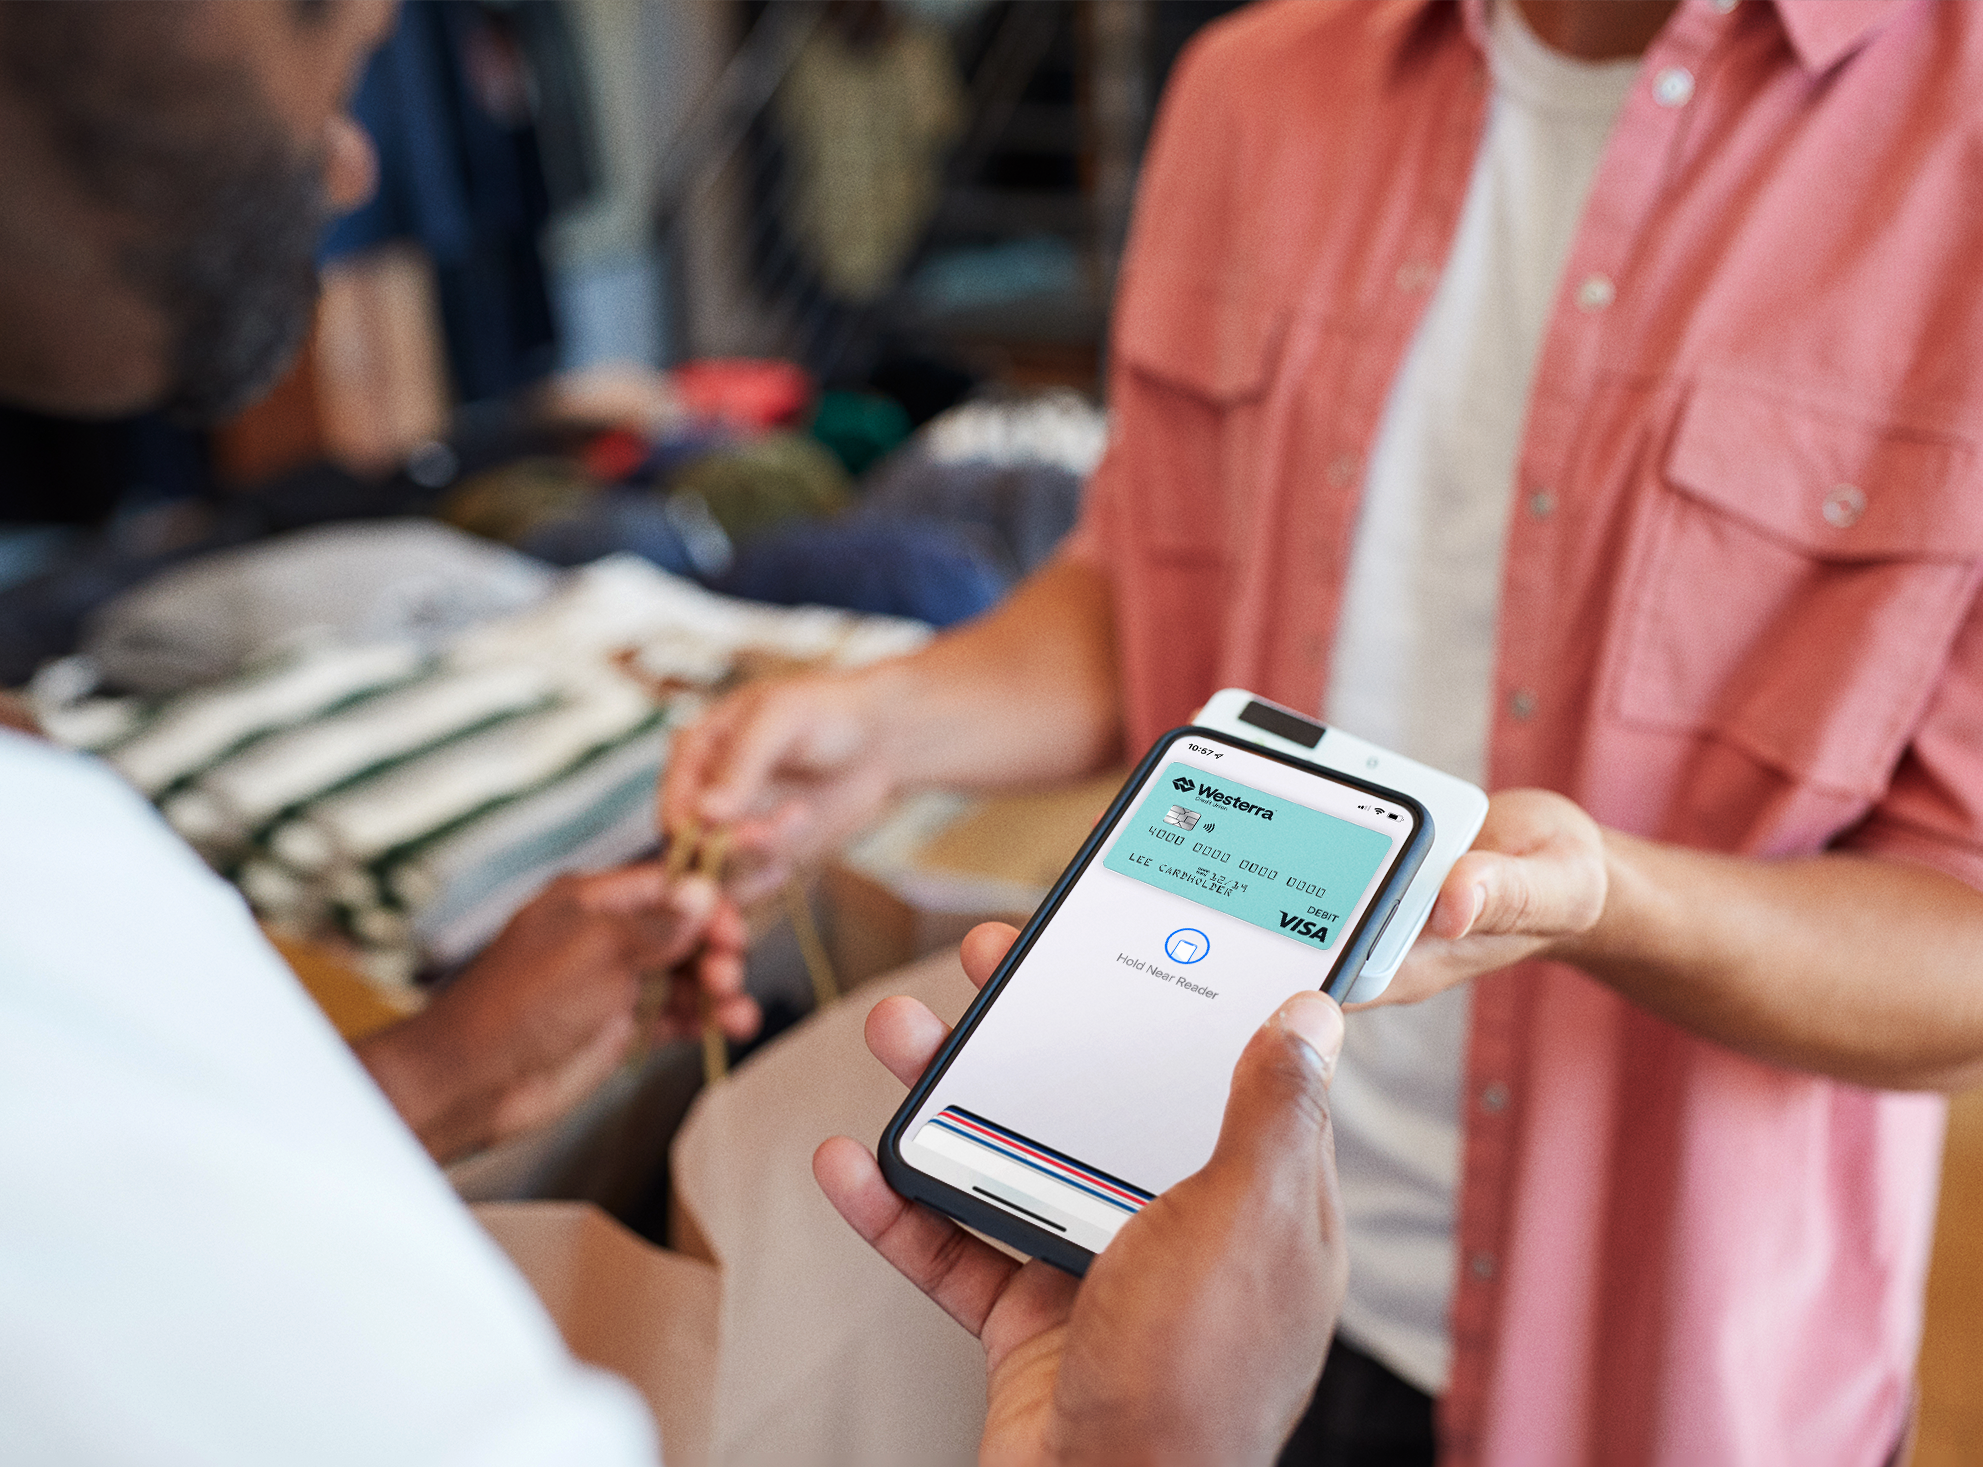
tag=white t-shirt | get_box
[0,730,658,1465]
[1322,1,1639,1395]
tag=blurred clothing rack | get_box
[651,1,1160,390]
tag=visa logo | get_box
[1279,911,1329,944]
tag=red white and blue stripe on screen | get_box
[927,1107,1154,1216]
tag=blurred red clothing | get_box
[1070,1,1983,1461]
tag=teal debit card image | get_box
[1102,762,1394,950]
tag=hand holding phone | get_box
[817,920,1348,1465]
[880,721,1434,1271]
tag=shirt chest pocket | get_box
[1606,383,1983,801]
[1112,275,1290,562]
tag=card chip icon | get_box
[1164,805,1201,831]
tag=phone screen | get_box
[891,730,1421,1256]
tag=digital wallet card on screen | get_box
[879,722,1434,1274]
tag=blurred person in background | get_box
[0,3,1359,1462]
[667,1,1983,1462]
[0,0,751,1165]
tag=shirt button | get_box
[1528,490,1557,520]
[1480,1082,1511,1113]
[1823,483,1867,528]
[1711,0,1738,12]
[1469,1251,1498,1281]
[1509,689,1539,721]
[1576,273,1616,311]
[1653,66,1695,107]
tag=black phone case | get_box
[877,724,1435,1276]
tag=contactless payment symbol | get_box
[1164,928,1210,964]
[1163,804,1200,831]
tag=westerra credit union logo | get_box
[1192,781,1275,821]
[1172,776,1196,794]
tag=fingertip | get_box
[812,1133,867,1186]
[863,994,951,1088]
[725,857,792,905]
[669,873,718,921]
[697,787,740,827]
[864,991,911,1035]
[697,950,747,997]
[716,994,761,1040]
[743,800,811,859]
[863,992,940,1044]
[958,922,1021,989]
[812,1135,887,1233]
[706,898,750,949]
[863,994,900,1057]
[1212,992,1345,1176]
[1270,990,1345,1075]
[1428,869,1489,940]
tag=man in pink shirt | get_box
[669,0,1983,1461]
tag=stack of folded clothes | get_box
[39,555,927,991]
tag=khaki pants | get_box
[672,951,988,1466]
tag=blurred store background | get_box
[0,0,1233,1214]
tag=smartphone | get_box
[878,723,1433,1275]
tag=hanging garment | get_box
[323,2,587,401]
[772,21,964,302]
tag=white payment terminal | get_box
[1193,688,1488,1003]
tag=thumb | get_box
[1206,990,1344,1182]
[1439,845,1596,940]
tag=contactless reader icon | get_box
[1164,928,1210,965]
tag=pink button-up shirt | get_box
[1068,1,1983,1460]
